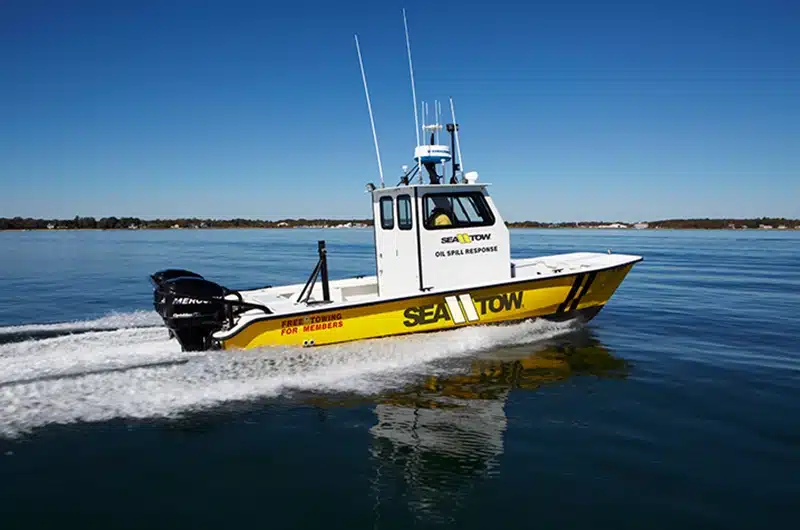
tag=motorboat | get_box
[149,13,642,352]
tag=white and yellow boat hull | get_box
[214,261,638,350]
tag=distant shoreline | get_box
[3,226,800,231]
[2,216,799,231]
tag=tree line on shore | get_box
[1,216,798,230]
[0,216,375,230]
[509,218,799,229]
[647,218,798,229]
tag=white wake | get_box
[0,311,579,438]
[0,310,161,343]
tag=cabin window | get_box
[397,195,412,230]
[379,197,394,229]
[422,192,495,229]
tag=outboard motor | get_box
[150,269,230,351]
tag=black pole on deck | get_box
[318,240,330,302]
[447,123,459,183]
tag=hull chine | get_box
[540,305,604,324]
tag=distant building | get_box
[633,222,649,229]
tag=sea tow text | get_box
[281,313,344,335]
[474,291,523,313]
[441,233,492,245]
[403,291,524,327]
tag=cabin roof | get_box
[371,182,491,193]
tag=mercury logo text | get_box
[172,297,212,305]
[403,291,524,327]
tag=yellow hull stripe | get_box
[220,263,635,350]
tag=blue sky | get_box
[1,0,798,222]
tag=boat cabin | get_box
[370,181,511,297]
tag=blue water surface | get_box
[0,228,798,529]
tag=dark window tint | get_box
[397,195,412,230]
[380,197,394,229]
[422,192,495,230]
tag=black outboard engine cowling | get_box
[151,270,230,352]
[151,268,204,284]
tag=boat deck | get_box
[229,252,640,318]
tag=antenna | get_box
[436,100,442,144]
[435,100,442,173]
[403,8,423,184]
[449,97,464,175]
[354,34,385,187]
[403,8,420,150]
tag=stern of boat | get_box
[149,269,278,352]
[149,269,231,351]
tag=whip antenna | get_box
[354,34,385,187]
[403,8,422,181]
[449,97,464,173]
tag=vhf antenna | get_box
[449,97,464,180]
[403,8,422,183]
[354,34,385,188]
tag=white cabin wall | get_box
[373,189,421,297]
[417,185,511,292]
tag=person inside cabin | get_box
[426,196,455,227]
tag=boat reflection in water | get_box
[367,330,629,525]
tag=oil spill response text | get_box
[435,245,498,258]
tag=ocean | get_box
[0,228,798,529]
